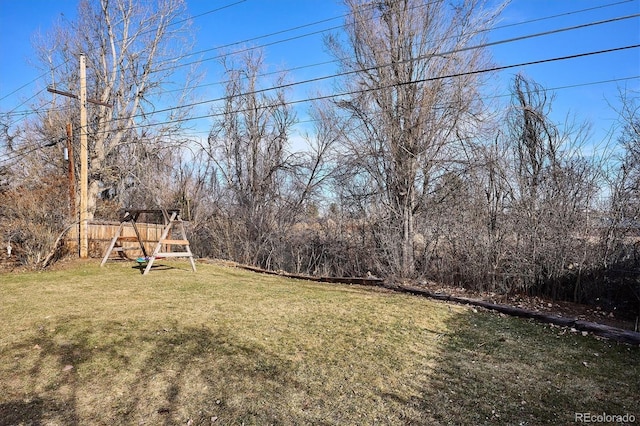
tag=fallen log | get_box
[235,264,385,286]
[387,284,640,345]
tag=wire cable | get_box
[129,1,640,99]
[2,0,633,115]
[2,71,636,169]
[95,44,640,134]
[147,0,638,76]
[0,0,248,104]
[113,14,640,123]
[0,140,62,168]
[143,73,640,135]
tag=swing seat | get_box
[136,256,164,263]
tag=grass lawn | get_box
[1,260,638,425]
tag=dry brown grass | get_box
[1,259,638,425]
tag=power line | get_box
[492,0,635,31]
[148,0,433,72]
[111,14,640,124]
[2,2,637,144]
[200,45,640,120]
[99,0,251,70]
[0,0,248,104]
[148,1,638,77]
[10,75,639,139]
[11,0,636,120]
[168,5,350,65]
[158,0,638,96]
[95,44,640,134]
[2,71,636,169]
[2,88,54,130]
[135,13,637,117]
[295,75,640,126]
[172,0,248,30]
[5,15,638,146]
[0,139,64,168]
[0,76,51,104]
[2,0,633,118]
[1,104,72,118]
[3,0,630,108]
[153,74,640,134]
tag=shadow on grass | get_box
[4,304,637,425]
[1,322,93,426]
[131,262,181,274]
[0,398,46,426]
[1,318,298,425]
[401,310,640,425]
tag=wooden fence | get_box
[66,221,166,258]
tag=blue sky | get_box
[0,0,638,149]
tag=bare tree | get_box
[504,74,600,297]
[327,0,502,277]
[615,89,640,225]
[34,0,198,216]
[0,108,72,265]
[467,133,513,291]
[506,74,558,290]
[203,49,296,266]
[602,89,640,268]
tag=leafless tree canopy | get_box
[324,0,500,276]
[34,0,198,216]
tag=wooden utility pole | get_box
[47,54,111,259]
[66,123,76,218]
[79,54,88,258]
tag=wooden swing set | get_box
[100,208,196,275]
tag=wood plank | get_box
[117,236,139,242]
[236,264,384,285]
[161,239,189,245]
[121,208,181,215]
[153,252,192,258]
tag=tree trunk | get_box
[400,189,415,276]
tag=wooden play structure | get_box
[100,208,196,275]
